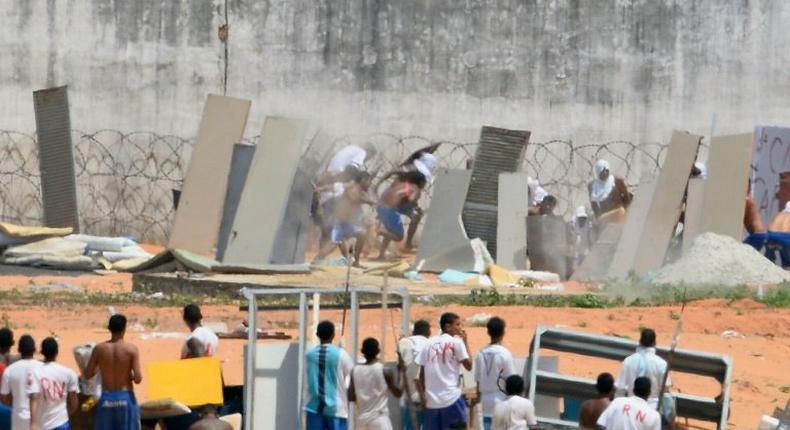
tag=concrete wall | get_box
[2,0,789,144]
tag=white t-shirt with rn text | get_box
[597,396,661,430]
[492,395,538,430]
[0,358,43,430]
[415,333,469,409]
[27,362,80,430]
[181,326,219,358]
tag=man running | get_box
[28,337,79,430]
[375,171,427,260]
[85,314,143,430]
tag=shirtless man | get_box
[375,171,426,260]
[765,202,790,267]
[85,314,142,430]
[188,405,232,430]
[743,194,768,251]
[579,372,615,429]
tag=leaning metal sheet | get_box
[33,86,80,231]
[216,144,256,262]
[168,95,251,254]
[462,126,529,258]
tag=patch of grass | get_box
[607,313,615,321]
[577,321,588,328]
[1,312,14,329]
[735,309,744,316]
[437,289,614,308]
[668,311,680,320]
[759,285,790,307]
[779,385,790,394]
[143,317,159,330]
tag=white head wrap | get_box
[414,153,437,183]
[693,162,707,179]
[527,177,548,206]
[590,159,615,203]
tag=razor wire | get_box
[0,129,671,244]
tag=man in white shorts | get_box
[475,317,517,430]
[28,337,79,430]
[0,335,42,430]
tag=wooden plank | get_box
[699,133,753,240]
[168,95,250,254]
[497,173,529,270]
[222,117,308,265]
[632,131,702,276]
[682,177,705,253]
[608,178,658,279]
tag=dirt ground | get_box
[0,271,788,429]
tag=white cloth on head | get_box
[492,395,538,430]
[351,362,392,428]
[784,201,790,213]
[414,153,437,183]
[474,344,517,417]
[527,177,548,206]
[0,358,44,430]
[616,347,671,409]
[27,362,80,430]
[415,333,470,409]
[693,162,707,179]
[590,159,615,203]
[328,145,367,173]
[181,326,219,358]
[596,396,661,430]
[398,335,429,403]
[575,206,589,219]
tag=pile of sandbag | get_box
[2,234,152,271]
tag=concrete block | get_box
[33,86,79,231]
[526,216,568,279]
[169,95,251,254]
[700,133,753,240]
[570,223,623,282]
[222,117,308,265]
[497,173,529,270]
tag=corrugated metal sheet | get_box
[33,86,80,231]
[462,126,529,257]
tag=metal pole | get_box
[350,289,359,360]
[400,288,410,337]
[381,273,388,360]
[243,289,258,430]
[298,292,308,427]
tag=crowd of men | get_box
[0,304,225,430]
[304,314,671,430]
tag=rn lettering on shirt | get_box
[37,377,67,400]
[426,340,462,363]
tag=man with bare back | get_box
[375,171,427,260]
[85,314,142,430]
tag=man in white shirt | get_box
[475,317,517,430]
[416,312,472,430]
[492,375,538,430]
[28,337,79,430]
[597,377,661,430]
[0,335,43,430]
[181,304,219,359]
[616,329,670,410]
[397,320,431,430]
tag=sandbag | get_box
[65,234,136,252]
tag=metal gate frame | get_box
[240,286,411,430]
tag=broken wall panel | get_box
[33,86,79,231]
[496,173,529,270]
[570,223,623,282]
[416,168,472,272]
[462,126,529,258]
[216,144,256,262]
[682,177,705,253]
[607,177,658,279]
[222,117,308,265]
[168,95,251,254]
[699,133,753,240]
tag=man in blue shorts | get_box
[375,171,427,260]
[85,314,142,430]
[305,321,354,430]
[416,313,473,430]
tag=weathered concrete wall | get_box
[2,0,789,144]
